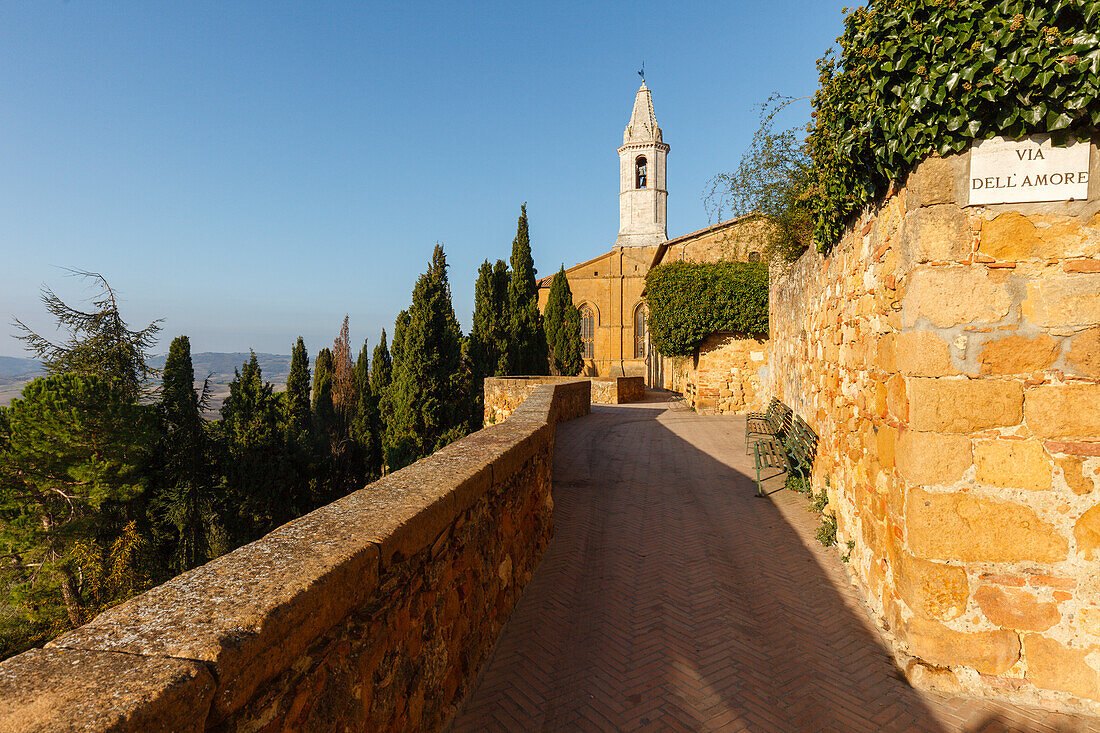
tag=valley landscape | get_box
[0,352,290,413]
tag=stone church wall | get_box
[0,381,591,732]
[768,149,1100,712]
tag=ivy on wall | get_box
[809,0,1100,249]
[645,261,768,357]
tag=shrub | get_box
[809,0,1099,249]
[645,261,768,357]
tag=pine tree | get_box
[506,204,549,375]
[543,266,584,376]
[153,336,218,573]
[0,374,153,629]
[381,245,472,470]
[13,271,161,400]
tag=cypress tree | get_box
[312,347,336,442]
[369,330,392,474]
[543,267,584,376]
[218,352,285,543]
[285,338,312,445]
[351,338,381,482]
[370,329,392,398]
[469,258,511,385]
[506,204,549,375]
[390,310,410,371]
[283,337,313,515]
[381,245,471,470]
[153,336,218,573]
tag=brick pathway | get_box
[450,397,1100,733]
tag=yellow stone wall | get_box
[768,149,1100,713]
[679,333,768,415]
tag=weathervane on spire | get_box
[637,61,645,83]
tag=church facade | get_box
[537,81,767,383]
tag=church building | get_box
[537,80,766,384]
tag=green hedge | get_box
[645,261,768,357]
[809,0,1099,249]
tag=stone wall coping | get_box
[1,380,591,732]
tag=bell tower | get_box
[616,80,669,248]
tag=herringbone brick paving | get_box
[450,396,1100,733]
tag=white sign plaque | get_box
[969,135,1090,205]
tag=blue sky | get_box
[0,1,847,359]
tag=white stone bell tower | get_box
[616,80,669,248]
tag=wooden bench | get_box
[745,398,792,456]
[752,413,818,497]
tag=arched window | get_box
[633,304,648,359]
[579,304,595,359]
[635,156,647,189]
[748,251,761,263]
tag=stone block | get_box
[1075,505,1100,561]
[0,647,214,732]
[978,334,1059,376]
[894,551,968,621]
[1023,275,1100,328]
[903,267,1012,328]
[1056,455,1094,495]
[895,331,956,376]
[979,213,1097,262]
[886,374,908,421]
[1024,634,1100,702]
[876,424,897,470]
[903,617,1020,675]
[973,439,1052,491]
[1066,328,1100,378]
[874,333,897,372]
[896,430,972,486]
[974,585,1060,632]
[907,378,1023,433]
[901,205,972,264]
[906,488,1068,563]
[906,155,958,208]
[1024,385,1100,439]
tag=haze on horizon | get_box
[0,1,846,360]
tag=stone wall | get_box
[678,333,768,415]
[484,376,642,426]
[0,380,591,733]
[768,148,1100,713]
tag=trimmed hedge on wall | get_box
[809,0,1100,249]
[645,261,768,357]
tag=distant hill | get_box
[0,356,43,380]
[0,352,292,413]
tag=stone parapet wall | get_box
[768,149,1100,712]
[484,376,641,426]
[0,381,591,732]
[679,333,768,415]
